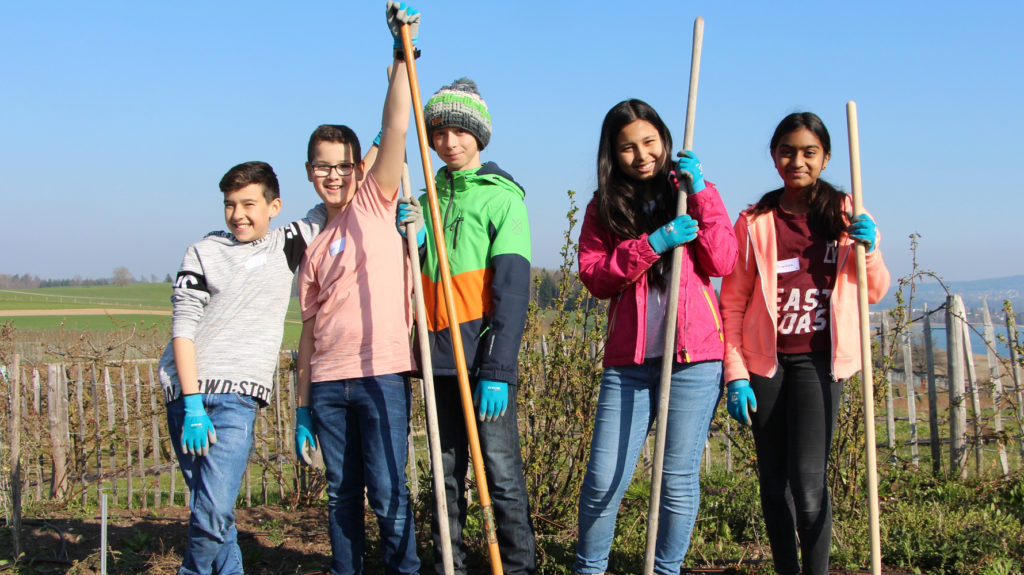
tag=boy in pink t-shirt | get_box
[292,3,421,573]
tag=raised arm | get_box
[371,2,418,198]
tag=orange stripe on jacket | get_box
[422,268,493,331]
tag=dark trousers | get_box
[750,351,841,575]
[430,376,536,575]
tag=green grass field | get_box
[0,282,174,309]
[5,314,172,331]
[1,283,304,349]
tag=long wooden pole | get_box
[644,16,703,575]
[400,25,503,575]
[846,100,882,575]
[394,102,455,572]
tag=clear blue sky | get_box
[3,1,1021,283]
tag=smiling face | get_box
[615,119,666,182]
[772,127,830,193]
[431,126,482,172]
[223,183,281,243]
[306,140,363,216]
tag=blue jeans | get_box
[750,352,841,575]
[311,374,419,575]
[431,377,536,575]
[575,360,722,575]
[167,393,258,575]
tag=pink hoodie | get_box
[578,184,737,367]
[720,197,890,382]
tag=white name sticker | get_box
[245,253,268,269]
[777,257,800,274]
[329,237,346,257]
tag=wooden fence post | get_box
[288,359,303,497]
[902,307,919,466]
[724,419,733,473]
[32,368,42,502]
[259,409,269,506]
[47,364,71,499]
[89,364,100,503]
[121,366,133,508]
[148,364,162,508]
[923,304,942,475]
[881,313,895,451]
[134,365,146,509]
[103,366,119,504]
[1006,309,1024,466]
[10,354,22,559]
[75,363,87,506]
[408,413,420,501]
[983,300,1009,475]
[946,295,968,479]
[274,360,284,502]
[961,310,984,475]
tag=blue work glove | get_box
[675,150,706,193]
[294,407,316,466]
[386,1,420,49]
[473,379,508,422]
[181,394,217,457]
[648,214,699,254]
[726,379,757,426]
[848,213,877,253]
[396,196,427,247]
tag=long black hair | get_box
[751,112,848,241]
[595,99,679,289]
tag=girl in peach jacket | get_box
[719,112,889,575]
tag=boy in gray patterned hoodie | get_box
[157,160,325,575]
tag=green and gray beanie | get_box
[424,77,492,150]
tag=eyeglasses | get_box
[311,162,355,177]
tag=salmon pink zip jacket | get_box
[578,183,737,368]
[720,196,890,383]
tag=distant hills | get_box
[876,274,1024,312]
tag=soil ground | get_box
[5,505,336,574]
[1,504,913,575]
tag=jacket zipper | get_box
[701,284,723,341]
[828,239,848,381]
[441,170,458,252]
[748,221,778,377]
[680,244,691,363]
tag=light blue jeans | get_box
[311,374,419,575]
[575,360,722,575]
[167,393,258,575]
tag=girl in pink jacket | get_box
[719,112,890,575]
[574,99,736,575]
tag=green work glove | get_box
[473,379,508,422]
[726,379,757,426]
[675,150,706,193]
[648,214,699,254]
[182,394,217,457]
[848,213,877,253]
[294,407,316,466]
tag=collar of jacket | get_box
[433,161,526,199]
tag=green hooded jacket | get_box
[417,161,531,385]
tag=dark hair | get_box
[219,161,279,202]
[306,124,361,163]
[751,112,847,240]
[595,99,678,289]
